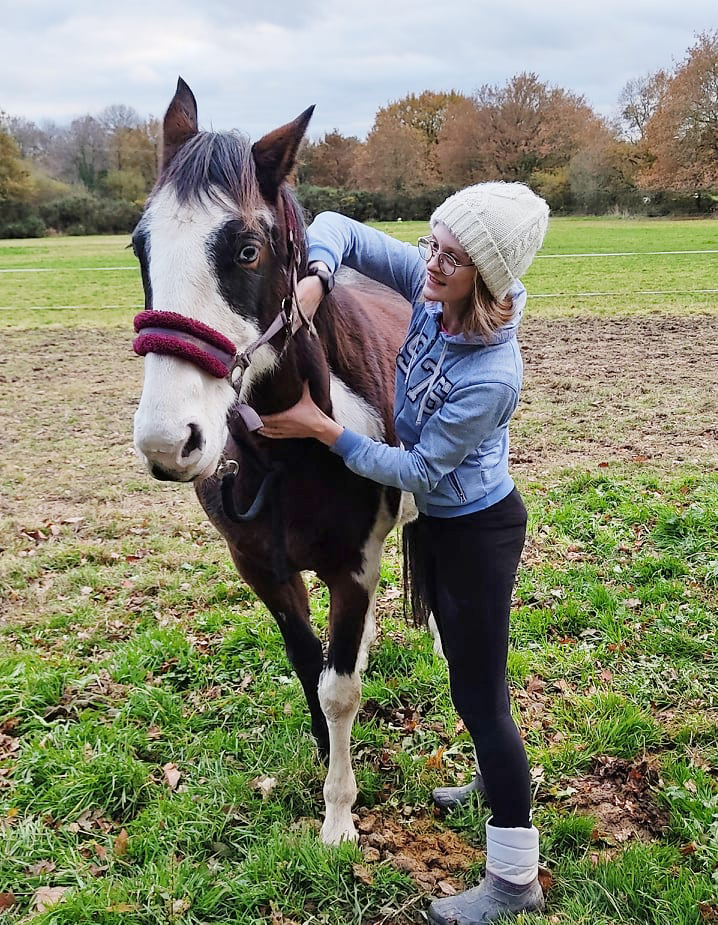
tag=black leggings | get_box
[414,488,530,828]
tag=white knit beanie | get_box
[431,182,549,300]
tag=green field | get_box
[1,217,717,328]
[0,221,717,924]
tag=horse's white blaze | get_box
[133,187,278,480]
[329,375,384,440]
[318,667,361,844]
[134,354,234,479]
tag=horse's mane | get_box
[158,132,268,231]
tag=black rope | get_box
[220,468,277,523]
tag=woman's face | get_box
[421,222,476,306]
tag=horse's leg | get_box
[317,572,373,844]
[230,552,329,757]
[317,496,393,845]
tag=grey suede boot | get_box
[428,871,544,924]
[432,771,487,810]
[429,821,543,923]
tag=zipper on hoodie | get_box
[448,471,467,503]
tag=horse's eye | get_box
[236,244,260,264]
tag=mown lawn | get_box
[0,221,717,924]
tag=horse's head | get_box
[132,78,312,482]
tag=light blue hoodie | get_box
[307,212,526,518]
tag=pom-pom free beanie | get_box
[431,182,549,300]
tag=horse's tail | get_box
[402,519,432,627]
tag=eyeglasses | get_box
[417,236,474,276]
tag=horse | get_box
[131,79,413,844]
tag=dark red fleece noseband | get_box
[133,310,237,379]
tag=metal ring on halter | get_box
[216,458,239,478]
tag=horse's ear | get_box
[161,77,198,171]
[252,106,315,198]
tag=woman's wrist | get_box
[316,415,344,447]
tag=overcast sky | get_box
[3,0,715,140]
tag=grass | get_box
[1,216,717,328]
[0,222,717,922]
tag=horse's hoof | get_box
[320,816,358,845]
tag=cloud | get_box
[1,0,716,139]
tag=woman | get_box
[260,182,549,924]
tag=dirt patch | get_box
[1,314,717,526]
[355,806,482,895]
[513,313,718,474]
[556,755,670,843]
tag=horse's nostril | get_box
[182,422,204,458]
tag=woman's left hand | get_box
[259,381,344,446]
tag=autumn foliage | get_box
[1,31,717,236]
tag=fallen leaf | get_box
[94,842,108,860]
[537,866,554,892]
[163,762,182,791]
[438,880,457,896]
[114,828,129,857]
[699,901,718,922]
[250,775,278,799]
[425,746,445,770]
[171,897,191,915]
[352,863,374,885]
[684,779,698,794]
[27,859,57,875]
[0,893,16,910]
[33,886,69,912]
[598,669,614,683]
[680,842,697,855]
[89,863,109,877]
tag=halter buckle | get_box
[216,457,239,478]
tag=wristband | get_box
[306,262,335,295]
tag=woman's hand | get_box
[260,381,344,447]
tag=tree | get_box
[299,131,363,187]
[617,71,669,141]
[435,96,486,187]
[640,30,718,191]
[353,91,466,193]
[352,110,433,193]
[0,128,33,203]
[437,73,605,186]
[58,115,109,190]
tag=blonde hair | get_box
[461,271,514,341]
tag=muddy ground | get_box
[1,314,715,526]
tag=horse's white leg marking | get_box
[329,374,384,440]
[319,492,396,845]
[428,612,445,659]
[318,667,362,844]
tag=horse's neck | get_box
[247,328,332,416]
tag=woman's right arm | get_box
[306,212,426,306]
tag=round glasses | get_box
[417,236,474,276]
